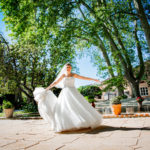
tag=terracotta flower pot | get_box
[3,107,15,118]
[112,104,122,115]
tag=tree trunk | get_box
[131,81,140,97]
[117,86,124,96]
[128,82,135,98]
[133,0,150,52]
[96,35,125,97]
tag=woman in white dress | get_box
[33,63,103,133]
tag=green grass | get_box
[0,112,4,117]
[0,110,39,117]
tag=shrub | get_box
[22,101,38,112]
[121,95,128,99]
[78,85,101,99]
[2,100,14,109]
[0,94,21,109]
[0,105,2,112]
[84,96,95,103]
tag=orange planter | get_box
[112,104,122,115]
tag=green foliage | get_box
[121,95,128,99]
[78,85,101,99]
[0,105,2,112]
[22,101,38,113]
[0,93,24,110]
[84,96,95,103]
[110,96,122,105]
[102,76,127,92]
[0,78,17,95]
[0,0,148,99]
[136,97,144,103]
[0,32,77,104]
[2,100,14,109]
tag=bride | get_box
[33,62,103,133]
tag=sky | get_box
[0,12,101,88]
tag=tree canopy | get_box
[0,0,149,99]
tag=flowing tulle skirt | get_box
[33,87,103,132]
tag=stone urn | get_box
[3,107,15,118]
[2,100,15,118]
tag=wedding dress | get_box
[33,76,103,132]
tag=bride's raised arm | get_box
[73,73,101,83]
[46,74,66,91]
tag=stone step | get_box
[102,113,150,118]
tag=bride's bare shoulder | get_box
[72,73,78,77]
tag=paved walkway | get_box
[0,118,150,150]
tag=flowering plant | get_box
[136,97,144,103]
[110,96,122,104]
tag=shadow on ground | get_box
[57,125,150,134]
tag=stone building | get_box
[99,60,150,100]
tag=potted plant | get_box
[2,100,15,118]
[84,96,96,108]
[110,96,122,115]
[136,96,144,112]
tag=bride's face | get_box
[66,65,72,72]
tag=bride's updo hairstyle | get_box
[51,62,72,88]
[66,63,72,67]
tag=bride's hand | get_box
[45,87,51,91]
[45,84,53,91]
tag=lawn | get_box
[0,110,39,117]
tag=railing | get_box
[95,97,150,114]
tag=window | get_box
[140,87,148,96]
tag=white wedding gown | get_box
[33,76,103,132]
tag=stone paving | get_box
[0,118,150,150]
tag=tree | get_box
[0,34,77,104]
[78,0,147,100]
[0,0,148,101]
[0,33,17,95]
